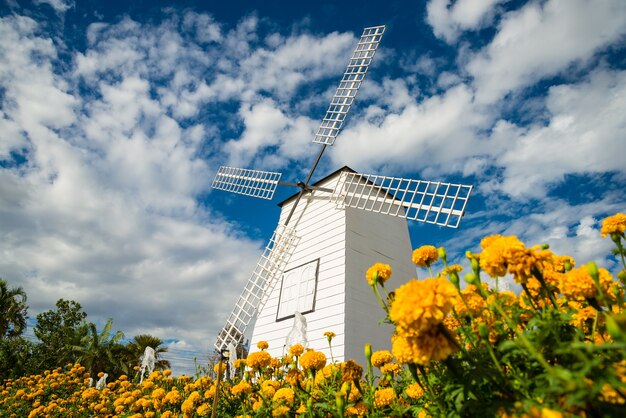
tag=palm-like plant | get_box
[125,334,171,371]
[0,278,28,339]
[73,318,125,377]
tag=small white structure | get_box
[139,346,156,383]
[249,167,415,363]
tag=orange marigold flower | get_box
[371,350,393,368]
[373,387,396,408]
[366,263,392,285]
[479,235,525,278]
[261,379,281,397]
[560,266,615,301]
[552,255,575,273]
[601,213,626,238]
[345,402,369,417]
[272,387,295,406]
[389,278,457,336]
[341,360,363,382]
[231,380,252,396]
[246,351,272,370]
[380,362,401,376]
[324,331,336,341]
[412,245,439,268]
[289,344,304,357]
[299,350,326,371]
[405,382,424,399]
[455,286,487,317]
[392,329,457,365]
[257,340,269,350]
[285,369,304,386]
[442,264,463,275]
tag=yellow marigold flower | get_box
[300,350,326,371]
[601,213,626,238]
[389,277,457,336]
[341,360,363,382]
[162,369,172,377]
[552,255,575,273]
[257,340,269,350]
[81,388,99,401]
[161,412,174,418]
[479,235,525,278]
[261,379,281,397]
[197,403,211,416]
[164,389,181,404]
[273,387,295,405]
[214,363,225,374]
[371,350,393,368]
[442,264,463,275]
[392,329,457,365]
[366,263,392,285]
[234,359,247,369]
[285,369,304,386]
[272,405,290,417]
[455,285,487,317]
[373,387,396,408]
[324,331,336,341]
[289,344,304,357]
[405,382,424,399]
[380,362,401,375]
[412,245,439,268]
[560,266,614,301]
[231,380,252,396]
[246,351,272,370]
[345,402,369,417]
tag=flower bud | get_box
[364,344,372,363]
[478,323,489,339]
[438,246,447,263]
[448,271,460,289]
[587,261,599,282]
[541,243,550,250]
[605,314,626,343]
[335,390,346,417]
[471,257,480,274]
[564,259,573,272]
[465,273,478,285]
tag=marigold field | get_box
[1,213,626,417]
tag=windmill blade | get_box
[331,171,473,228]
[312,25,386,146]
[215,225,299,352]
[212,166,283,200]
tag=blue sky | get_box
[1,0,624,374]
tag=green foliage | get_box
[0,278,28,339]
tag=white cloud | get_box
[33,0,73,13]
[467,0,626,104]
[489,68,626,197]
[427,0,504,43]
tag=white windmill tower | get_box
[211,25,472,363]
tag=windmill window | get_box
[276,259,319,321]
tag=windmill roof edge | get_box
[277,165,356,207]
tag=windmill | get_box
[211,25,472,362]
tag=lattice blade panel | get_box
[212,166,282,200]
[312,25,386,146]
[331,171,472,228]
[215,225,299,351]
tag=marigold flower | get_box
[289,344,304,357]
[299,350,326,371]
[164,389,181,404]
[560,266,614,301]
[324,331,336,341]
[389,278,458,336]
[405,382,424,399]
[257,340,269,350]
[273,387,295,405]
[392,329,457,365]
[261,379,281,397]
[341,360,363,382]
[231,380,252,396]
[366,263,392,285]
[371,350,393,368]
[412,245,439,268]
[373,387,396,408]
[285,369,304,386]
[246,351,272,370]
[197,403,211,416]
[272,405,290,417]
[345,403,369,417]
[380,362,401,375]
[479,235,525,278]
[601,213,626,238]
